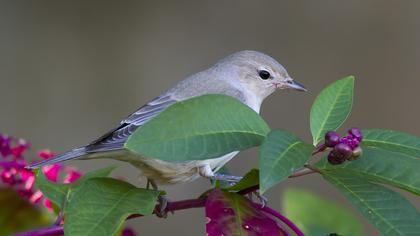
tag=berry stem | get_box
[303,164,322,174]
[289,167,317,178]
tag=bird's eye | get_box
[258,70,271,80]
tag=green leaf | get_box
[125,94,270,162]
[310,76,354,145]
[259,130,313,193]
[0,188,51,235]
[36,166,116,209]
[322,170,420,236]
[318,147,420,195]
[362,129,420,158]
[282,188,364,236]
[225,168,259,192]
[64,178,159,236]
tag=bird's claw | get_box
[256,191,268,208]
[211,173,242,183]
[247,190,268,208]
[155,195,171,218]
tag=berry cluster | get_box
[318,128,363,165]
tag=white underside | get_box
[88,150,239,184]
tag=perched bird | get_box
[28,50,306,187]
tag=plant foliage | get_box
[27,76,420,236]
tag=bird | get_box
[28,50,306,188]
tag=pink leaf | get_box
[205,188,288,236]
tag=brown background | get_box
[1,1,419,235]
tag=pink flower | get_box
[38,150,55,159]
[1,168,17,185]
[42,164,62,182]
[11,139,30,158]
[0,133,83,213]
[64,168,82,183]
[0,134,12,157]
[29,190,44,204]
[44,199,53,211]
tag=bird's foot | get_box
[254,190,268,208]
[247,190,268,207]
[147,178,172,218]
[155,195,171,218]
[200,167,267,206]
[199,165,242,184]
[211,173,243,183]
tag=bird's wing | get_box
[85,94,178,153]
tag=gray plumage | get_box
[28,50,306,184]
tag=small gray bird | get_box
[28,50,306,187]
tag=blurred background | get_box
[1,1,419,235]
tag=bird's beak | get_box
[286,79,307,92]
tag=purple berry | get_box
[340,137,350,145]
[325,131,341,147]
[349,139,360,149]
[334,143,353,159]
[348,128,363,141]
[327,151,345,165]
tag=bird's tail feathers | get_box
[27,147,87,169]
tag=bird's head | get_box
[218,50,307,101]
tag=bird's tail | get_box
[27,147,87,169]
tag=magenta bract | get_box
[205,188,287,236]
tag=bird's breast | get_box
[115,150,239,184]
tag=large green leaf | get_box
[282,188,364,236]
[323,170,420,236]
[36,166,115,209]
[362,129,420,158]
[125,94,270,162]
[259,130,313,193]
[317,147,420,195]
[310,76,354,145]
[64,178,159,236]
[0,188,51,235]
